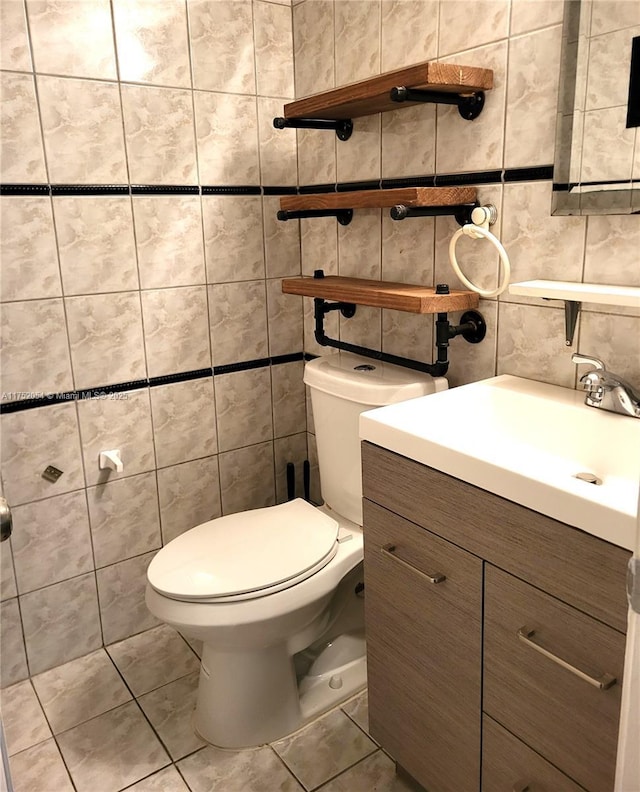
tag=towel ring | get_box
[448,222,511,298]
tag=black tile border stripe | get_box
[0,354,305,414]
[50,184,130,195]
[0,184,50,195]
[1,168,555,199]
[131,185,199,195]
[201,185,261,195]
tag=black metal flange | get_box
[390,86,486,121]
[390,203,479,226]
[273,116,353,141]
[457,310,487,344]
[277,208,353,225]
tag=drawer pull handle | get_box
[381,544,446,584]
[517,626,617,690]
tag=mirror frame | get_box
[552,0,639,215]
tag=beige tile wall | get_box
[293,0,639,497]
[0,0,305,684]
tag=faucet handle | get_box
[571,353,606,370]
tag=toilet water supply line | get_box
[448,205,511,298]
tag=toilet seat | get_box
[147,499,339,603]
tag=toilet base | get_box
[193,636,367,749]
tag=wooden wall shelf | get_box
[280,187,477,212]
[282,276,479,314]
[282,61,493,121]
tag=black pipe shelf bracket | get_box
[273,116,354,141]
[390,86,486,120]
[390,202,480,226]
[277,208,354,225]
[312,285,486,379]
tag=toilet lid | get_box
[147,499,339,602]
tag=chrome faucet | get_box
[572,353,640,418]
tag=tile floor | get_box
[1,624,414,792]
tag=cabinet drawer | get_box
[482,715,587,792]
[484,565,625,792]
[363,499,483,792]
[362,442,630,632]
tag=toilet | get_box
[145,351,447,748]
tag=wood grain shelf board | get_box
[282,276,479,314]
[280,186,477,212]
[284,61,493,120]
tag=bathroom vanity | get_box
[359,375,637,792]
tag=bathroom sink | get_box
[359,374,640,550]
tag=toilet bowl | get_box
[146,352,447,748]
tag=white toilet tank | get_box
[304,352,447,525]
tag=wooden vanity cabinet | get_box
[362,442,631,792]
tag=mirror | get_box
[552,0,639,215]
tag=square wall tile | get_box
[0,680,51,756]
[202,196,265,283]
[0,197,61,302]
[195,92,260,185]
[96,552,160,644]
[258,97,298,185]
[438,0,509,56]
[54,196,139,296]
[0,403,84,506]
[133,195,206,289]
[254,0,294,98]
[581,106,636,183]
[0,298,73,398]
[215,368,273,452]
[336,114,381,183]
[381,104,435,179]
[209,281,268,366]
[26,0,116,79]
[138,671,205,760]
[293,0,334,98]
[121,84,197,185]
[0,0,31,71]
[335,0,380,84]
[382,212,434,284]
[263,197,301,279]
[271,361,306,439]
[188,0,256,94]
[87,472,161,568]
[66,291,146,390]
[12,491,93,594]
[497,302,576,387]
[442,300,497,388]
[382,309,433,363]
[504,25,563,168]
[32,649,131,734]
[107,624,199,696]
[0,599,28,688]
[0,72,47,184]
[584,215,640,287]
[157,456,222,544]
[338,210,381,279]
[381,0,438,71]
[510,0,564,35]
[267,280,303,357]
[77,387,155,487]
[219,441,275,515]
[301,216,337,276]
[500,182,586,297]
[141,286,211,377]
[57,701,170,792]
[113,0,191,88]
[9,739,74,792]
[297,127,336,186]
[20,572,102,675]
[579,313,640,385]
[436,40,508,174]
[150,378,217,468]
[38,76,128,184]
